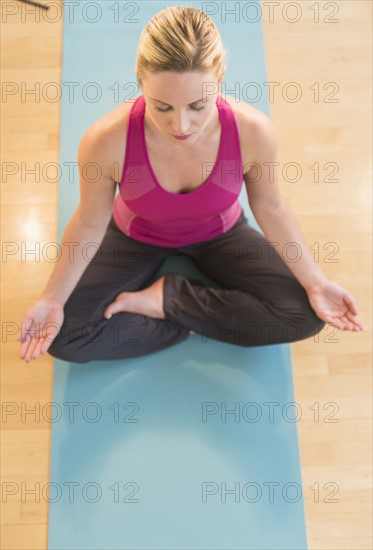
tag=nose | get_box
[171,111,191,134]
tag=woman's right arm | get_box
[19,124,118,362]
[40,207,114,306]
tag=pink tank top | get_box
[112,94,244,247]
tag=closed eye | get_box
[155,106,205,112]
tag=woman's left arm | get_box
[253,202,364,332]
[243,112,364,333]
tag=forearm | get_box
[40,211,110,306]
[252,201,329,291]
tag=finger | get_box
[343,315,358,331]
[325,317,344,331]
[340,313,364,332]
[20,317,34,342]
[343,293,358,315]
[343,313,364,331]
[20,339,33,362]
[40,337,53,355]
[21,334,32,350]
[20,336,33,359]
[20,320,41,346]
[20,320,43,359]
[39,328,56,355]
[40,326,59,354]
[340,314,354,331]
[352,320,364,332]
[345,311,364,331]
[45,322,61,342]
[23,339,36,363]
[24,336,41,363]
[30,338,45,360]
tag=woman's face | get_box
[141,69,221,144]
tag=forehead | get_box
[143,69,217,89]
[143,70,218,105]
[149,95,207,106]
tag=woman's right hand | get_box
[18,299,64,363]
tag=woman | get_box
[19,6,363,363]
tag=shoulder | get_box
[83,97,136,136]
[222,94,279,174]
[222,93,277,140]
[79,98,137,183]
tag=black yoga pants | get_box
[48,211,326,363]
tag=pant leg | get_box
[48,217,189,363]
[162,211,326,346]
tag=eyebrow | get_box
[150,96,206,107]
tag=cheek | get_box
[198,109,214,129]
[149,113,169,132]
[151,112,163,124]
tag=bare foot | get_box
[103,276,166,320]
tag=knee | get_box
[47,326,92,364]
[48,339,91,364]
[284,302,326,342]
[297,316,326,341]
[305,311,326,337]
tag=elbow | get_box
[250,198,288,217]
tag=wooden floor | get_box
[1,1,372,548]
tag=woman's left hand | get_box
[306,279,364,332]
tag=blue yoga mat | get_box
[48,2,308,549]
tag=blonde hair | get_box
[135,5,228,88]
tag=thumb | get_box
[343,291,358,315]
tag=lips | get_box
[172,134,192,140]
